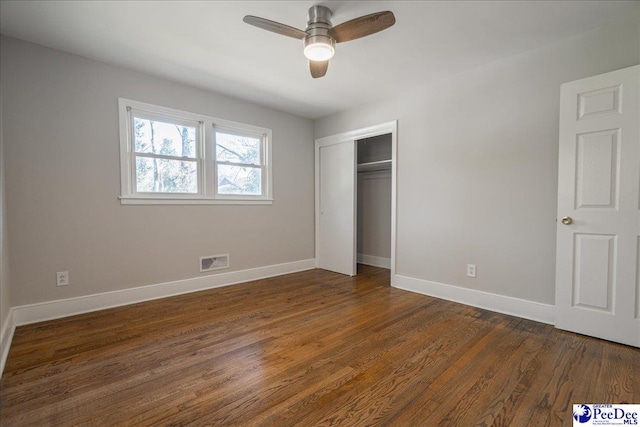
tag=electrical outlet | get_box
[467,264,476,278]
[56,271,69,286]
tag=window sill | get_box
[119,196,273,205]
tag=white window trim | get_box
[118,98,273,205]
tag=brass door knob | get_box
[561,216,573,225]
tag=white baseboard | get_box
[357,253,391,269]
[12,259,315,327]
[1,308,15,378]
[393,274,554,325]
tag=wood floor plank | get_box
[1,265,638,426]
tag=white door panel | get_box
[317,141,356,276]
[556,65,640,347]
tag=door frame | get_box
[314,120,398,283]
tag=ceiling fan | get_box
[243,5,396,78]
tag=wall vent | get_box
[199,254,229,272]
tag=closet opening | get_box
[357,133,392,270]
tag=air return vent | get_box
[199,254,229,272]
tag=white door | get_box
[555,65,640,347]
[317,141,357,276]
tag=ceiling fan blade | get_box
[309,60,329,78]
[330,11,395,43]
[243,15,307,39]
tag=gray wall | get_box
[0,83,11,343]
[1,36,315,306]
[358,170,391,260]
[315,15,640,305]
[1,10,638,313]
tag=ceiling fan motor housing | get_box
[303,6,335,60]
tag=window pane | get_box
[136,157,198,193]
[134,117,196,158]
[217,164,262,195]
[215,131,261,165]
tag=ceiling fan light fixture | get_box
[303,35,335,61]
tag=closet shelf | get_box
[357,159,392,172]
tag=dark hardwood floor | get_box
[1,265,638,426]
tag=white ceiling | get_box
[0,1,637,119]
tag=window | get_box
[215,128,265,197]
[119,99,272,204]
[132,113,201,195]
